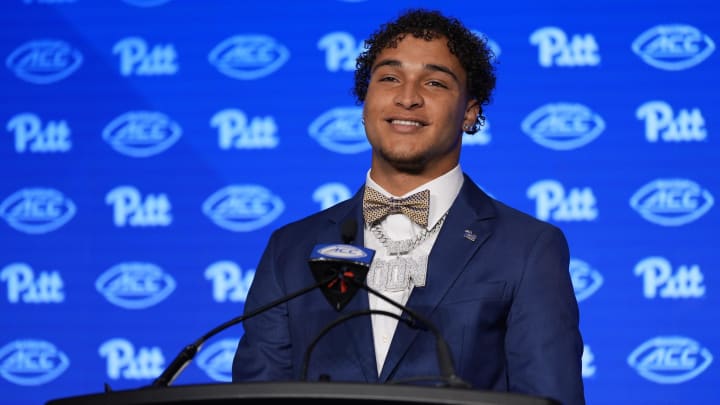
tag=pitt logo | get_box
[0,188,76,234]
[196,338,238,382]
[636,101,706,143]
[6,39,83,84]
[630,179,713,226]
[569,258,603,302]
[318,32,363,72]
[113,37,178,76]
[522,103,605,150]
[0,340,69,386]
[98,338,164,380]
[105,186,172,227]
[527,180,598,222]
[202,185,284,232]
[632,24,715,71]
[634,257,705,299]
[102,111,182,157]
[628,336,712,384]
[308,107,369,154]
[529,27,600,67]
[204,261,255,303]
[210,109,279,149]
[208,35,289,80]
[1,263,64,304]
[313,182,352,210]
[6,113,72,153]
[95,262,176,309]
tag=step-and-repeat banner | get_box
[1,0,717,404]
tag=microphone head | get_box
[308,244,374,311]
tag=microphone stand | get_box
[301,277,471,389]
[149,276,334,387]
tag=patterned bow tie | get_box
[362,187,430,228]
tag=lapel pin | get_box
[463,229,477,242]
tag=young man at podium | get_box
[232,8,585,405]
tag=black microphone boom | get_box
[149,276,333,387]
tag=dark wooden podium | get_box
[46,382,560,405]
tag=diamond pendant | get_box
[367,254,428,292]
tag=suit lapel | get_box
[378,177,496,382]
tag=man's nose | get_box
[394,83,423,109]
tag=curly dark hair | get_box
[353,9,496,134]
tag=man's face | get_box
[363,35,478,175]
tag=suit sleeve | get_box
[232,230,294,381]
[505,226,585,405]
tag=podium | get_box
[46,382,560,405]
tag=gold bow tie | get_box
[362,187,430,228]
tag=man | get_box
[232,9,585,405]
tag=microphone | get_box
[149,219,363,387]
[305,220,470,388]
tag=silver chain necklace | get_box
[367,212,448,292]
[370,212,448,256]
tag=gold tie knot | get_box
[362,187,430,228]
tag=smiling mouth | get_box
[387,119,426,127]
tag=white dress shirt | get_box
[363,165,464,375]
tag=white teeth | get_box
[391,119,422,126]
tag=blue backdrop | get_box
[1,0,718,404]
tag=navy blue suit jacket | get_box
[232,175,585,405]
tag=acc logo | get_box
[0,188,76,234]
[196,338,238,382]
[630,179,713,226]
[102,111,182,157]
[0,339,69,385]
[313,182,352,210]
[204,261,255,303]
[522,103,605,150]
[202,185,284,232]
[96,262,176,309]
[628,336,712,383]
[209,35,289,80]
[632,24,715,71]
[309,107,369,154]
[569,258,603,302]
[318,244,368,259]
[6,39,83,84]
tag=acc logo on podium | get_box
[628,336,712,384]
[0,339,69,386]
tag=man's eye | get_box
[378,76,397,82]
[428,80,447,88]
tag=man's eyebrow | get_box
[372,59,460,84]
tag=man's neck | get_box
[369,163,458,196]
